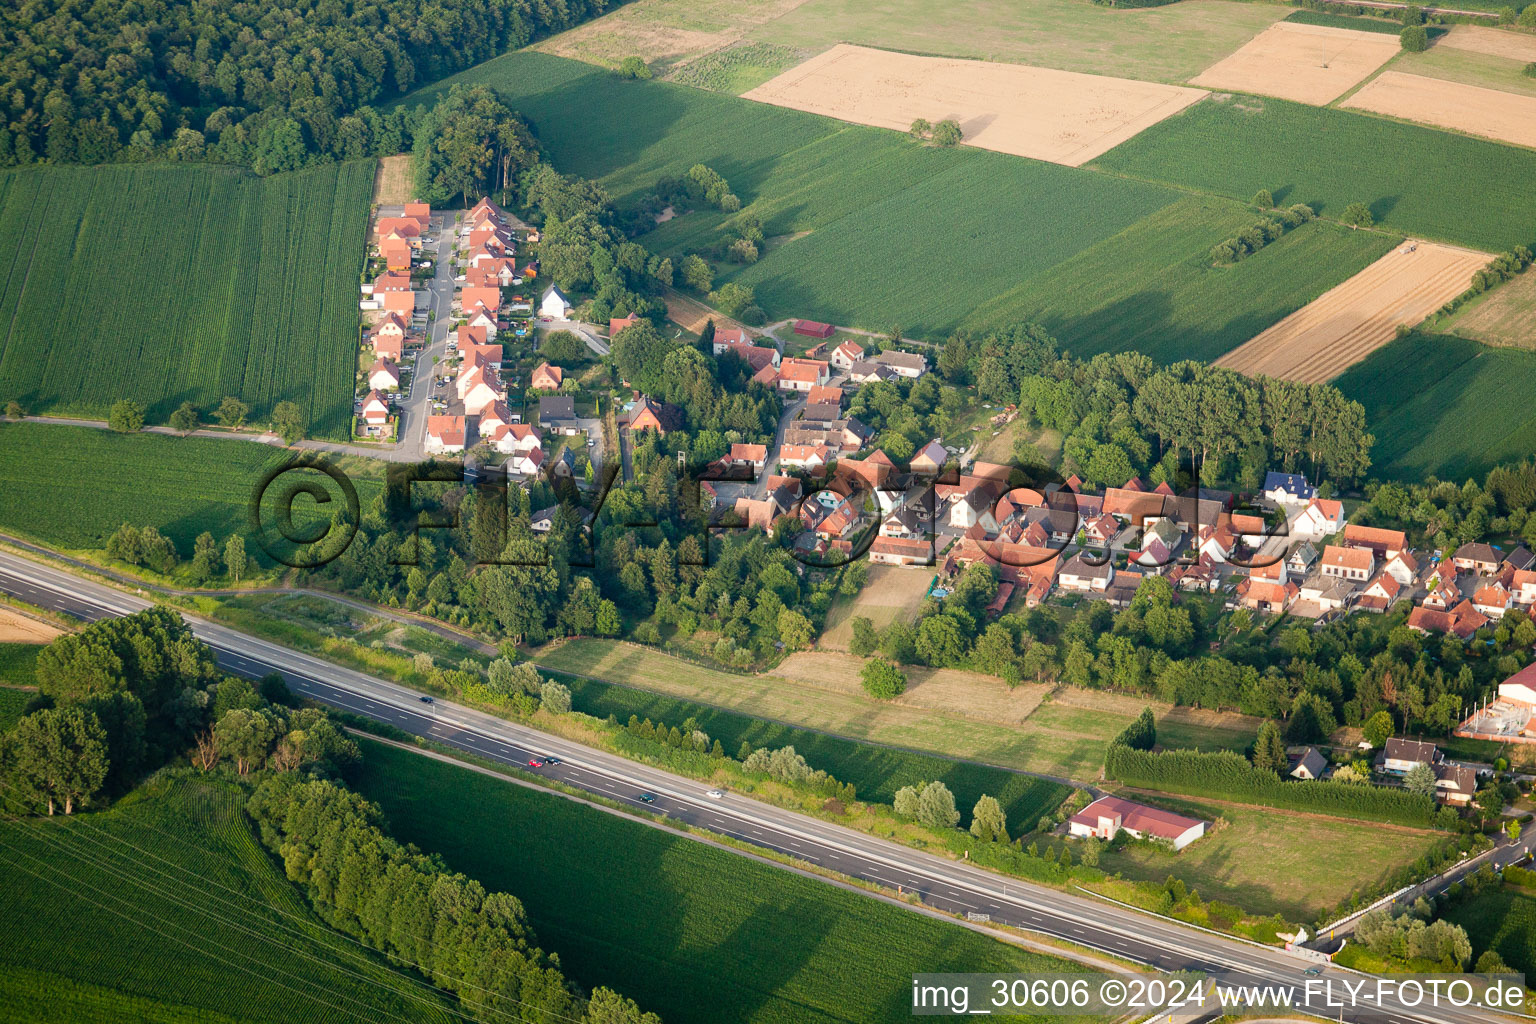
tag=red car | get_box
[527,758,544,768]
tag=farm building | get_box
[794,319,836,339]
[1068,796,1206,851]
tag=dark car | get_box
[545,756,561,765]
[638,793,656,804]
[419,696,434,704]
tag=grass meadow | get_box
[1333,332,1536,480]
[401,53,1399,354]
[353,738,1087,1024]
[1092,92,1536,254]
[533,638,1257,786]
[0,422,382,561]
[0,642,40,731]
[0,776,459,1024]
[1095,794,1448,921]
[0,161,372,437]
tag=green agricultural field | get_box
[1092,93,1536,254]
[0,161,372,437]
[1333,333,1536,481]
[553,670,1072,834]
[1442,886,1536,976]
[964,195,1399,363]
[402,53,1389,352]
[353,738,1087,1024]
[0,775,459,1024]
[0,422,383,562]
[1095,795,1447,921]
[0,642,39,686]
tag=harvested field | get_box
[662,288,755,337]
[534,0,814,72]
[1438,25,1536,63]
[1190,22,1400,105]
[1342,71,1536,151]
[770,650,1050,727]
[819,564,931,649]
[744,44,1207,167]
[0,606,60,644]
[1215,241,1488,382]
[371,155,414,205]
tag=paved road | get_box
[0,548,1514,1024]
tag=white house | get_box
[540,284,571,318]
[1058,552,1113,592]
[829,340,865,370]
[360,391,390,426]
[368,358,400,392]
[425,415,465,455]
[1291,497,1344,539]
[1068,796,1205,851]
[1263,472,1316,506]
[1382,737,1440,776]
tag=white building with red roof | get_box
[1068,796,1206,851]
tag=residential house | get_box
[1473,582,1512,619]
[776,357,829,392]
[368,358,400,391]
[460,286,500,316]
[464,303,498,340]
[626,396,682,435]
[539,285,571,318]
[530,363,564,391]
[1505,547,1536,573]
[829,340,865,370]
[1262,472,1316,506]
[1287,542,1320,576]
[1513,570,1536,607]
[1320,544,1374,582]
[728,443,768,473]
[1382,738,1441,775]
[868,536,933,566]
[1435,763,1477,806]
[807,385,844,408]
[1454,542,1503,576]
[1356,573,1401,613]
[1058,552,1113,592]
[910,439,948,476]
[372,313,407,361]
[1299,577,1353,614]
[1085,513,1120,547]
[1291,497,1345,539]
[1289,748,1328,780]
[1133,518,1183,569]
[716,341,779,374]
[1104,571,1145,609]
[778,444,830,471]
[1382,550,1420,587]
[873,349,927,378]
[844,359,895,385]
[425,415,465,454]
[1067,796,1206,851]
[360,391,389,427]
[609,312,640,337]
[1238,578,1299,614]
[1343,525,1406,561]
[1422,571,1460,611]
[539,396,579,434]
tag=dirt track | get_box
[744,44,1207,167]
[1342,70,1536,151]
[1215,241,1488,382]
[1191,21,1400,105]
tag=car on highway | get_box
[545,756,561,765]
[705,789,724,799]
[419,696,434,704]
[527,758,544,768]
[1302,967,1322,977]
[638,793,656,803]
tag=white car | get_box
[705,789,724,799]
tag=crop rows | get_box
[355,739,1083,1024]
[0,422,380,560]
[0,777,456,1024]
[0,161,371,437]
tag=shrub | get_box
[1526,62,1536,79]
[617,56,652,80]
[1251,188,1274,208]
[1400,25,1430,51]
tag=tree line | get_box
[0,0,614,171]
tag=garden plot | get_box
[1341,71,1536,151]
[1190,21,1400,104]
[1215,241,1488,382]
[743,44,1208,166]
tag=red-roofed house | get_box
[1320,544,1374,582]
[829,340,865,370]
[1068,796,1206,851]
[1357,573,1401,613]
[1383,550,1420,587]
[380,235,412,272]
[729,443,768,472]
[869,536,933,566]
[779,444,830,471]
[1513,570,1536,607]
[426,415,465,454]
[776,357,829,392]
[530,363,564,391]
[1292,498,1345,539]
[368,358,400,392]
[1343,524,1406,560]
[807,385,844,408]
[610,313,640,336]
[360,391,389,426]
[460,286,501,316]
[1237,578,1299,614]
[1474,582,1512,619]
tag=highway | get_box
[0,547,1516,1024]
